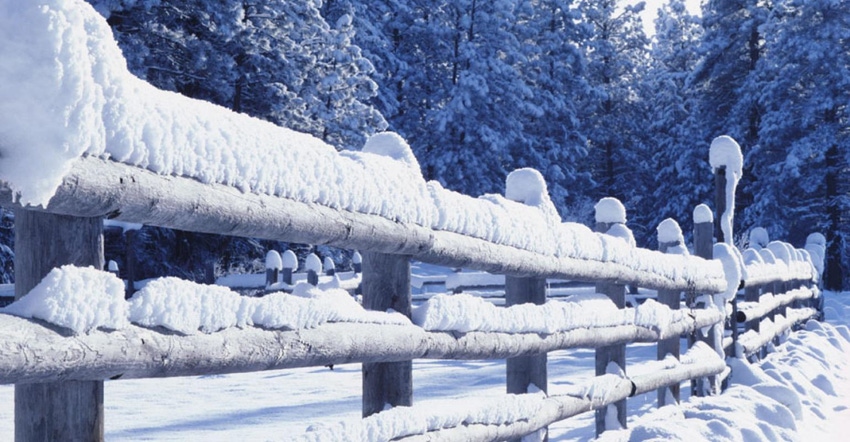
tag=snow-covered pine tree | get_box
[576,0,651,238]
[642,0,708,245]
[512,0,593,218]
[747,0,850,290]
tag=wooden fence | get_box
[0,146,823,441]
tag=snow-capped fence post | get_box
[281,250,297,286]
[305,253,321,286]
[656,219,684,407]
[594,198,628,435]
[265,250,282,288]
[360,252,412,417]
[13,210,105,441]
[352,251,362,274]
[692,204,719,396]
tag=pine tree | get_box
[748,0,850,289]
[643,0,708,244]
[577,0,651,237]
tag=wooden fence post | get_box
[281,250,297,286]
[305,253,321,286]
[594,198,628,435]
[125,228,138,299]
[505,276,547,441]
[14,209,105,442]
[655,219,683,407]
[265,250,281,288]
[361,252,412,417]
[692,204,717,396]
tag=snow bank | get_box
[1,265,128,334]
[599,318,850,441]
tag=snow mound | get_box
[129,277,250,334]
[692,204,713,224]
[2,265,128,333]
[361,131,421,174]
[749,227,770,249]
[594,197,627,224]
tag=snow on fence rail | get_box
[0,1,825,440]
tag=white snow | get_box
[322,257,335,274]
[749,227,770,249]
[594,197,627,224]
[305,253,322,274]
[656,218,683,245]
[708,136,743,245]
[1,265,128,334]
[505,168,560,222]
[281,250,298,270]
[265,250,283,271]
[692,203,713,224]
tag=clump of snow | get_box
[594,197,627,224]
[692,204,713,224]
[361,132,421,175]
[2,265,128,333]
[305,253,322,274]
[505,168,560,222]
[713,242,741,302]
[129,277,249,334]
[749,227,770,249]
[281,250,298,270]
[605,223,636,247]
[412,293,628,334]
[805,233,825,276]
[709,136,743,245]
[352,251,362,265]
[323,257,335,274]
[656,218,683,245]
[265,251,283,271]
[107,260,119,272]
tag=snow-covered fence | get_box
[0,2,825,440]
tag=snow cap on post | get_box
[362,132,421,176]
[505,168,560,223]
[594,197,626,224]
[305,253,322,274]
[748,227,769,249]
[805,233,825,277]
[352,251,362,265]
[657,218,684,244]
[709,136,743,245]
[713,243,742,301]
[265,250,283,270]
[693,204,713,224]
[323,256,335,275]
[281,250,298,271]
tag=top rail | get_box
[0,156,726,293]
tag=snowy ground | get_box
[0,292,847,440]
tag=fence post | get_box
[692,204,718,395]
[323,256,335,276]
[265,250,282,288]
[125,228,138,298]
[655,219,683,407]
[361,252,412,417]
[14,209,105,441]
[505,276,547,441]
[281,250,297,286]
[594,198,628,434]
[305,253,321,286]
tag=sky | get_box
[633,0,703,36]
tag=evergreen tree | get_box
[577,0,651,237]
[643,0,707,244]
[748,0,850,289]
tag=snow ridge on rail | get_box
[0,0,729,291]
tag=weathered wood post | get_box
[505,275,547,441]
[281,250,297,286]
[361,252,412,417]
[265,250,282,288]
[692,204,716,395]
[594,197,628,434]
[655,218,684,406]
[305,253,321,286]
[14,210,105,441]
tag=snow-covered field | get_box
[0,291,846,441]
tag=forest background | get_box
[0,0,845,290]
